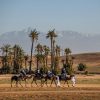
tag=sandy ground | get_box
[0,83,100,88]
[0,87,100,100]
[0,74,100,100]
[76,74,100,79]
[0,91,100,100]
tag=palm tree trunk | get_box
[25,60,27,69]
[66,55,68,64]
[29,40,34,71]
[51,38,53,70]
[52,39,55,70]
[46,56,48,67]
[37,57,39,70]
[5,51,8,67]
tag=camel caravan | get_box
[11,68,76,87]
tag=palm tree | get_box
[13,45,17,60]
[46,29,57,70]
[43,45,50,67]
[64,48,73,75]
[55,45,61,69]
[35,43,43,69]
[35,43,43,55]
[1,44,11,65]
[1,44,11,57]
[24,55,29,69]
[7,49,13,67]
[64,48,71,64]
[29,29,39,71]
[52,39,55,67]
[0,44,11,73]
[0,46,5,57]
[18,47,24,68]
[55,45,60,57]
[12,45,25,73]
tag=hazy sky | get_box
[0,0,100,35]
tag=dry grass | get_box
[72,52,100,73]
[0,74,100,100]
[0,87,100,100]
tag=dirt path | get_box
[77,74,100,79]
[0,90,100,94]
[0,87,100,100]
[0,83,100,87]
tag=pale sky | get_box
[0,0,100,35]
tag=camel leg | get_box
[42,78,48,87]
[11,80,13,87]
[19,81,23,87]
[63,80,66,87]
[31,77,37,87]
[67,81,69,87]
[16,81,18,87]
[25,79,27,87]
[45,79,48,87]
[41,79,45,87]
[50,78,54,87]
[32,78,38,87]
[54,79,57,87]
[50,79,53,87]
[35,80,38,87]
[31,78,34,87]
[41,79,43,87]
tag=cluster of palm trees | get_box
[0,29,74,74]
[0,44,26,73]
[29,29,73,74]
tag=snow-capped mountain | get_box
[0,28,100,54]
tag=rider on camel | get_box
[20,68,26,79]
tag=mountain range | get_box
[0,28,100,54]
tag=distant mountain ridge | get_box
[0,28,100,54]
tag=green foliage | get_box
[40,67,48,74]
[53,56,60,75]
[12,45,25,73]
[46,29,57,70]
[84,71,89,75]
[62,63,70,75]
[13,61,20,74]
[0,65,11,74]
[78,63,87,71]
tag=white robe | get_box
[56,76,61,87]
[71,76,76,87]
